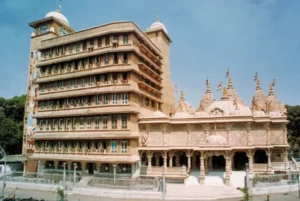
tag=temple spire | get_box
[221,87,229,100]
[228,76,233,89]
[58,0,62,12]
[180,90,185,101]
[268,83,274,96]
[205,77,211,93]
[156,12,160,22]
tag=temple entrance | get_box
[88,163,94,174]
[233,152,248,170]
[212,156,225,170]
[254,150,268,163]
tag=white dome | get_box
[205,100,252,116]
[45,11,69,26]
[269,111,282,117]
[152,110,167,118]
[207,135,227,145]
[150,21,168,33]
[253,111,266,117]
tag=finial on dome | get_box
[268,83,274,96]
[256,77,262,90]
[58,0,62,12]
[221,87,229,100]
[206,76,211,93]
[180,90,185,101]
[228,76,233,89]
[156,12,160,22]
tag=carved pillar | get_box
[247,150,254,175]
[163,152,168,171]
[155,154,160,167]
[169,152,174,168]
[246,123,253,145]
[175,154,180,167]
[186,150,193,172]
[225,154,231,186]
[205,158,208,174]
[267,149,272,173]
[147,156,152,172]
[199,152,206,184]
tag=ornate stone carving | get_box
[170,124,188,146]
[231,123,247,146]
[251,123,267,145]
[191,124,206,146]
[270,124,285,145]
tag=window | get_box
[53,82,58,91]
[59,119,63,130]
[113,35,119,41]
[81,77,85,87]
[46,119,49,130]
[151,100,155,108]
[69,44,73,53]
[102,116,108,129]
[111,115,117,129]
[46,101,50,109]
[65,118,70,130]
[105,35,110,46]
[72,118,77,130]
[74,79,78,88]
[145,98,150,106]
[67,80,71,88]
[95,117,100,129]
[102,94,108,104]
[52,119,57,130]
[122,72,128,80]
[103,74,108,84]
[40,84,44,92]
[113,53,118,64]
[155,32,158,37]
[76,42,80,52]
[39,120,43,130]
[47,83,51,91]
[112,93,118,104]
[123,34,128,44]
[121,141,128,153]
[83,41,87,51]
[121,93,128,104]
[111,141,117,153]
[105,54,109,64]
[97,37,102,47]
[88,76,93,86]
[121,115,127,129]
[87,118,91,129]
[123,53,128,63]
[90,39,94,46]
[60,81,64,89]
[40,101,44,110]
[80,118,84,129]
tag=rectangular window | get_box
[123,34,128,44]
[59,119,63,130]
[47,83,51,91]
[113,35,119,41]
[112,93,118,104]
[83,41,87,51]
[72,118,77,130]
[151,100,155,108]
[95,117,100,129]
[105,54,109,64]
[67,80,71,88]
[121,115,127,129]
[113,53,118,64]
[111,141,118,153]
[74,79,78,88]
[46,119,49,130]
[102,116,108,129]
[87,118,91,129]
[80,118,84,129]
[60,81,64,89]
[90,39,94,46]
[105,35,110,46]
[40,84,44,92]
[121,93,128,104]
[52,119,57,130]
[96,94,100,105]
[102,94,108,104]
[53,82,58,91]
[97,37,102,47]
[123,53,128,63]
[88,76,93,86]
[65,118,70,130]
[121,141,128,153]
[111,115,117,129]
[145,98,150,106]
[81,77,85,87]
[69,44,73,53]
[39,120,43,130]
[76,42,80,52]
[103,74,108,84]
[40,101,44,110]
[46,100,50,109]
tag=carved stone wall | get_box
[170,124,187,146]
[148,124,163,146]
[191,124,206,146]
[231,124,248,146]
[251,123,267,145]
[270,124,285,145]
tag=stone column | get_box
[225,156,230,186]
[175,154,180,167]
[169,156,173,168]
[147,156,152,172]
[163,156,167,171]
[187,156,191,171]
[81,162,87,175]
[155,154,160,167]
[199,154,206,184]
[247,150,254,175]
[267,149,272,173]
[205,158,208,174]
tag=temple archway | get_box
[254,150,268,163]
[233,151,248,170]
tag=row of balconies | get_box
[41,34,130,61]
[37,115,128,132]
[39,52,129,78]
[39,93,130,111]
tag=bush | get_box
[253,174,284,185]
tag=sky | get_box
[0,0,299,108]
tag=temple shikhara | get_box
[23,3,289,186]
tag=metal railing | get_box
[252,173,297,188]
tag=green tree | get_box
[0,95,26,154]
[286,105,300,155]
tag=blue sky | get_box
[0,0,299,107]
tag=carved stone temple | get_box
[23,4,289,186]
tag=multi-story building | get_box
[23,6,175,177]
[23,5,289,186]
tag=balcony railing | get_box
[138,62,161,81]
[35,147,130,155]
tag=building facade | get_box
[23,6,289,186]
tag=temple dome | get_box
[150,21,167,33]
[173,90,195,118]
[152,110,167,118]
[207,135,227,145]
[205,100,252,116]
[194,111,209,117]
[253,111,266,117]
[45,10,69,26]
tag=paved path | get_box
[3,188,300,201]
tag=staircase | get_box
[230,171,246,188]
[204,171,225,187]
[184,171,199,186]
